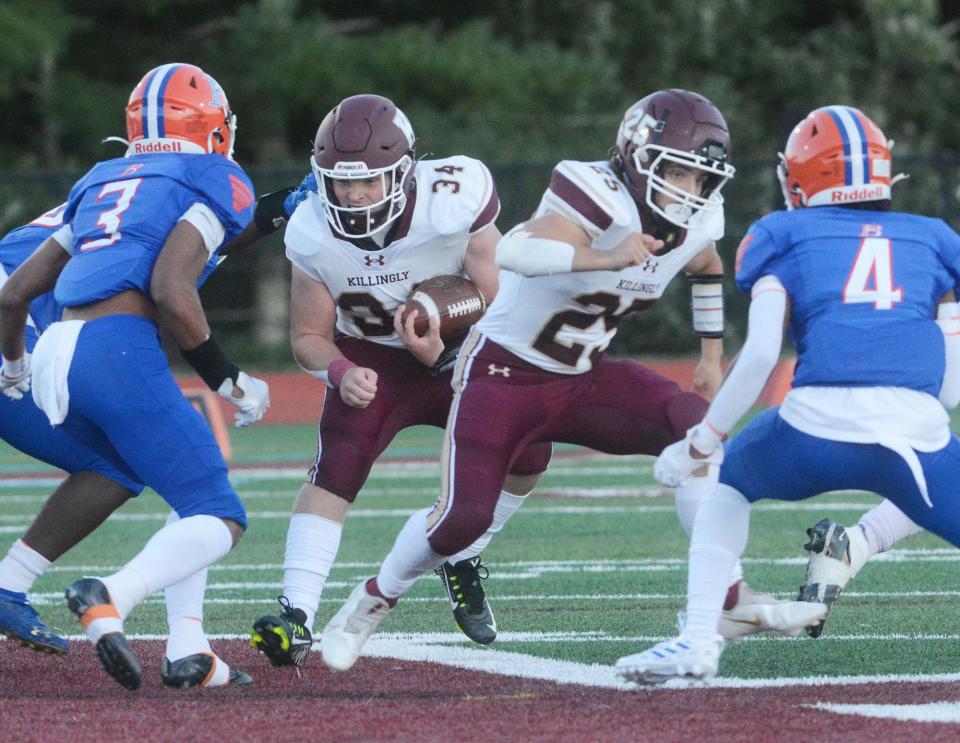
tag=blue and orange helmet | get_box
[124,63,236,158]
[777,105,902,210]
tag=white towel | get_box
[31,319,84,425]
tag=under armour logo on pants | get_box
[488,364,511,377]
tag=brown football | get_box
[402,274,487,342]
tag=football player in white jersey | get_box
[319,89,825,674]
[250,95,553,668]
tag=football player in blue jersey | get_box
[615,105,960,684]
[0,205,259,688]
[0,63,268,691]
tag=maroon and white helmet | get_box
[613,89,735,228]
[310,94,416,237]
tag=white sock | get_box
[448,490,527,564]
[0,539,51,594]
[166,614,211,661]
[376,508,446,598]
[674,469,743,587]
[282,513,342,631]
[163,512,212,660]
[102,515,233,619]
[684,484,752,637]
[857,498,923,556]
[201,653,232,687]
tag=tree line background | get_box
[2,0,960,362]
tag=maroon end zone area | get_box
[1,640,957,742]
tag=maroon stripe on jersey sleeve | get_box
[549,169,612,231]
[470,182,500,233]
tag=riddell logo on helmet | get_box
[831,185,885,203]
[132,140,183,153]
[334,161,368,172]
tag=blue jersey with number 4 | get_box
[55,152,254,306]
[735,206,960,396]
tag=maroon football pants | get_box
[427,334,707,554]
[309,336,551,501]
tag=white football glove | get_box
[1,354,31,401]
[217,371,270,428]
[654,425,724,488]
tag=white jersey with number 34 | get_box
[284,156,500,346]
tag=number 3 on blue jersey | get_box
[842,237,903,310]
[81,179,143,252]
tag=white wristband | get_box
[496,229,575,276]
[690,276,724,336]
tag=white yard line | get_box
[8,631,960,694]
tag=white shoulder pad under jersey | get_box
[418,155,500,235]
[476,159,724,374]
[284,159,488,346]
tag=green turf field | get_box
[3,422,959,680]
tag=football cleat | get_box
[799,519,869,637]
[65,578,141,691]
[0,587,69,655]
[320,580,393,672]
[161,653,253,688]
[718,581,828,640]
[616,632,725,686]
[250,596,313,668]
[435,556,497,645]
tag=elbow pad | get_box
[690,275,724,337]
[495,230,575,276]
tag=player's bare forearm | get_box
[685,241,723,277]
[0,238,69,359]
[0,300,29,360]
[156,284,212,350]
[700,336,723,364]
[151,221,215,349]
[693,337,724,399]
[291,330,344,373]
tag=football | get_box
[402,274,487,342]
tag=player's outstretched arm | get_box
[496,212,663,276]
[219,184,304,256]
[152,221,269,427]
[0,237,69,362]
[290,265,377,408]
[654,275,787,488]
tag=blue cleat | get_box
[0,587,69,655]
